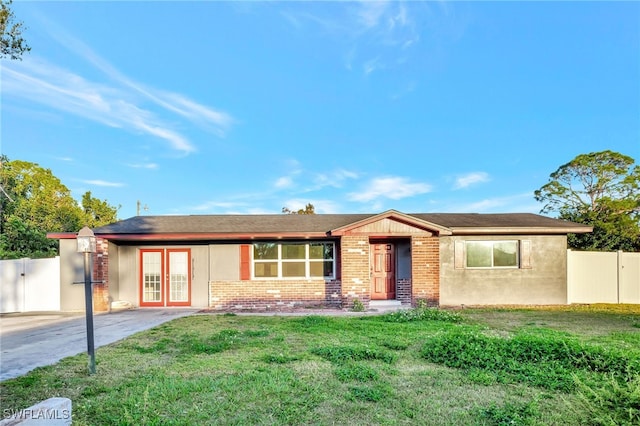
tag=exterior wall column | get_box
[92,237,110,312]
[340,235,371,308]
[411,235,440,306]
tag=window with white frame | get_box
[253,242,335,279]
[465,241,519,268]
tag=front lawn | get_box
[1,305,639,425]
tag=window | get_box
[253,242,335,279]
[466,241,519,268]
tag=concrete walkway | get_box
[0,308,198,381]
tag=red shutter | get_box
[240,244,251,280]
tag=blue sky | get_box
[2,1,639,219]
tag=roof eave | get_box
[93,232,334,241]
[450,226,593,235]
[47,232,78,240]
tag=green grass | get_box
[1,305,639,425]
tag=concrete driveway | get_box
[0,308,198,381]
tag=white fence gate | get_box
[567,250,640,304]
[0,257,61,313]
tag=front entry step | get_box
[369,300,405,312]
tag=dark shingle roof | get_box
[92,212,590,239]
[410,213,586,229]
[93,214,372,235]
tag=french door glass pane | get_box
[169,251,189,302]
[143,252,162,302]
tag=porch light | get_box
[76,226,97,375]
[76,226,97,253]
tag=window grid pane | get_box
[310,260,334,277]
[253,242,335,278]
[254,243,278,260]
[282,262,305,277]
[282,244,305,259]
[254,261,278,277]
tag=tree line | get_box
[0,157,119,258]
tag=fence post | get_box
[617,250,623,304]
[566,249,572,304]
[21,258,27,313]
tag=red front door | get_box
[371,243,396,300]
[139,249,191,307]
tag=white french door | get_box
[139,249,191,307]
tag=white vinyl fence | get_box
[567,250,640,304]
[0,257,61,313]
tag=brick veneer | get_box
[339,236,371,308]
[410,235,440,306]
[209,279,342,310]
[396,278,412,305]
[92,238,110,312]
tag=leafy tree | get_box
[0,157,119,258]
[282,203,316,214]
[0,217,57,258]
[82,191,120,228]
[534,150,640,251]
[0,0,30,60]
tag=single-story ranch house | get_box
[48,210,591,312]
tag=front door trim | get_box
[370,241,396,300]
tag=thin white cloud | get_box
[282,2,420,77]
[3,59,197,154]
[275,176,294,189]
[273,159,304,190]
[363,57,382,75]
[388,3,408,30]
[160,93,234,137]
[45,16,234,134]
[189,200,248,212]
[126,163,158,170]
[390,80,417,100]
[349,176,432,202]
[282,198,341,214]
[310,169,359,190]
[82,180,125,188]
[3,15,234,154]
[444,192,538,213]
[356,0,389,29]
[454,172,490,189]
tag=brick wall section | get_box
[92,237,109,312]
[209,279,342,310]
[411,235,440,306]
[340,236,371,308]
[396,278,412,305]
